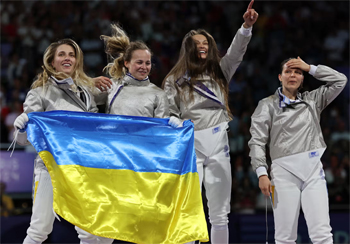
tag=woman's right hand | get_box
[259,175,272,197]
[14,113,29,130]
[94,76,112,91]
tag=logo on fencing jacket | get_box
[212,126,220,134]
[224,145,229,152]
[309,151,319,158]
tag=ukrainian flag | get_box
[25,111,208,244]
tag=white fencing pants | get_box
[194,122,231,244]
[271,162,333,244]
[24,158,55,244]
[75,226,114,244]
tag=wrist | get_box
[308,65,317,76]
[256,166,268,178]
[243,22,251,28]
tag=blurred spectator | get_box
[7,53,26,84]
[4,100,23,142]
[237,176,256,214]
[0,182,14,217]
[0,85,10,143]
[80,30,104,70]
[330,119,350,143]
[324,30,348,62]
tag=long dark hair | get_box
[162,29,230,115]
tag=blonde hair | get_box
[31,39,95,91]
[101,24,151,79]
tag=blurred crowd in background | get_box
[1,0,349,215]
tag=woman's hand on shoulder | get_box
[93,76,112,91]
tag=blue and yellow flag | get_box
[25,111,208,244]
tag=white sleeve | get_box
[239,24,252,37]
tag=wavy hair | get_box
[31,39,95,91]
[101,24,151,79]
[162,29,231,116]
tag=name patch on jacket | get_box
[309,151,319,158]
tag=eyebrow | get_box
[58,51,75,54]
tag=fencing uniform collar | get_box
[277,87,302,108]
[124,73,150,86]
[50,76,75,90]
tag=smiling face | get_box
[51,44,76,76]
[192,34,208,59]
[124,49,151,80]
[279,64,304,95]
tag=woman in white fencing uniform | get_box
[162,1,258,243]
[248,57,347,244]
[13,39,112,244]
[95,24,170,119]
[74,24,173,244]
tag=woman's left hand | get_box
[93,76,112,91]
[168,116,184,128]
[243,0,259,28]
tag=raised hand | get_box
[94,76,112,91]
[286,56,311,72]
[243,0,259,28]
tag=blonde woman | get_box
[74,24,175,244]
[95,24,170,119]
[13,39,110,244]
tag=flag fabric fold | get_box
[25,111,208,244]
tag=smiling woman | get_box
[51,44,76,76]
[192,34,209,59]
[75,24,177,244]
[11,38,114,244]
[124,49,152,80]
[93,24,170,120]
[29,39,94,90]
[161,1,258,243]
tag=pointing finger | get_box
[247,0,254,10]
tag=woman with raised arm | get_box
[162,1,258,243]
[248,57,347,244]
